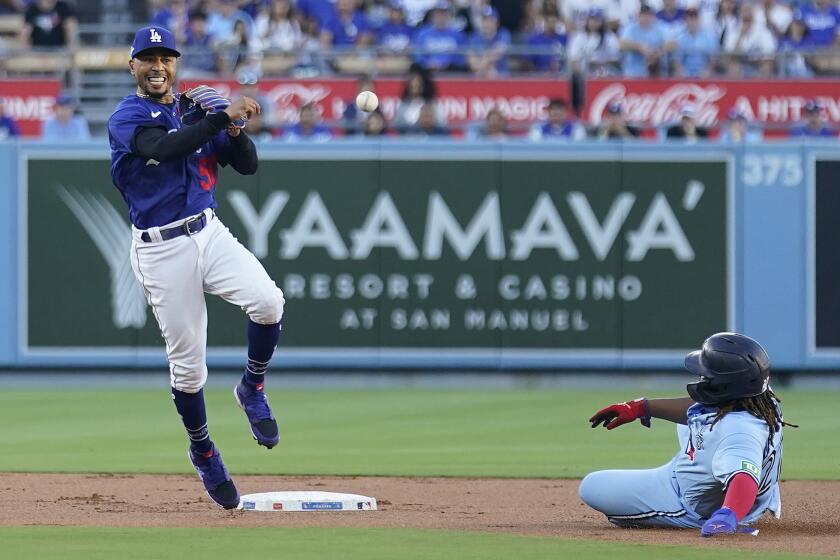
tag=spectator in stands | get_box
[151,0,189,42]
[779,14,814,76]
[456,0,495,37]
[482,0,527,35]
[240,0,267,20]
[619,4,671,77]
[690,0,719,32]
[657,0,686,41]
[755,0,793,38]
[283,103,333,141]
[563,0,611,32]
[567,9,621,76]
[21,0,77,47]
[217,18,260,74]
[378,1,414,53]
[412,2,467,71]
[297,0,336,28]
[673,7,719,77]
[525,5,567,72]
[208,0,255,46]
[180,11,220,76]
[0,98,20,139]
[665,104,708,142]
[715,0,740,54]
[42,94,90,141]
[529,97,586,141]
[723,3,776,77]
[0,0,23,15]
[596,102,641,139]
[467,6,511,75]
[244,111,277,142]
[797,0,840,47]
[343,75,376,133]
[296,14,331,74]
[254,0,303,51]
[362,109,390,136]
[403,0,438,26]
[320,0,374,48]
[718,108,763,143]
[404,103,450,137]
[789,99,837,138]
[394,64,446,131]
[479,107,508,139]
[723,4,776,78]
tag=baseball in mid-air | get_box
[356,90,379,112]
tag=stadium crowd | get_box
[1,0,838,141]
[6,0,840,78]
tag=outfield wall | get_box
[0,141,837,370]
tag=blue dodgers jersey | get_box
[108,94,236,229]
[671,402,783,522]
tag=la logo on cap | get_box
[150,28,162,43]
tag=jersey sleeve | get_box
[210,131,233,167]
[108,104,170,154]
[712,430,766,489]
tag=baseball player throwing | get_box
[108,26,285,509]
[580,332,796,536]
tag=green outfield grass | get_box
[1,387,836,560]
[0,387,835,479]
[0,527,832,560]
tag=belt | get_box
[140,212,209,243]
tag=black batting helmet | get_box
[685,332,770,405]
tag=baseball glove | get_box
[177,85,247,128]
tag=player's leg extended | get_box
[578,463,702,528]
[130,233,239,508]
[199,217,284,448]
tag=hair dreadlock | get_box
[710,388,798,438]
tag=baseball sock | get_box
[171,387,213,455]
[243,320,280,389]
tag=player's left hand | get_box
[701,507,737,537]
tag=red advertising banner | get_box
[0,80,63,137]
[584,79,840,128]
[182,78,569,126]
[185,77,840,135]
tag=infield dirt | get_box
[1,474,837,556]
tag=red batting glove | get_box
[589,398,651,429]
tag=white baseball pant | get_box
[130,209,285,393]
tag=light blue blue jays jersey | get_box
[672,401,783,523]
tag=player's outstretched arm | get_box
[133,112,232,162]
[589,396,695,429]
[646,397,695,424]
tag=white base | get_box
[238,491,377,512]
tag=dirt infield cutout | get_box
[1,474,838,555]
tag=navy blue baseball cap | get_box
[130,26,181,59]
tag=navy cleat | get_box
[187,444,240,509]
[234,381,280,449]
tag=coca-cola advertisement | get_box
[181,78,569,126]
[585,79,840,129]
[0,80,63,137]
